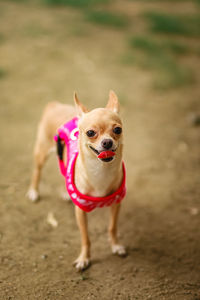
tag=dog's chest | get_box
[85,160,121,197]
[75,156,122,198]
[89,166,114,196]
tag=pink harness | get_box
[54,117,126,212]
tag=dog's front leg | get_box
[109,203,126,256]
[74,206,91,271]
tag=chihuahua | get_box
[27,91,126,270]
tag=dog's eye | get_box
[86,130,96,137]
[113,127,122,135]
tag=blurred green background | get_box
[0,0,200,91]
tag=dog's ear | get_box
[74,92,88,117]
[106,90,120,113]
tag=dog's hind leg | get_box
[108,203,126,256]
[27,130,53,202]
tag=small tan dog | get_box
[27,91,126,270]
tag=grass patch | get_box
[130,36,190,55]
[43,0,109,7]
[0,33,5,44]
[6,0,29,2]
[130,35,162,54]
[69,24,89,36]
[139,53,193,89]
[164,40,190,55]
[144,12,200,37]
[154,63,194,89]
[128,0,191,1]
[85,10,129,28]
[120,53,136,65]
[127,35,194,89]
[0,68,7,79]
[23,24,50,37]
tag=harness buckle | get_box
[56,135,64,161]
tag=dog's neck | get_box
[75,144,123,198]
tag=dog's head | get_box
[74,91,123,163]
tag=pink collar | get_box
[55,117,126,212]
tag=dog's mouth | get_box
[89,145,116,162]
[89,145,99,155]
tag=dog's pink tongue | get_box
[98,151,115,159]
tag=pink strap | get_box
[59,159,67,177]
[54,134,67,177]
[54,117,79,178]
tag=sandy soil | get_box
[0,1,200,299]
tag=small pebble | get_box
[187,113,200,126]
[178,142,188,153]
[47,212,58,228]
[189,207,199,216]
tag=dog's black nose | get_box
[101,139,113,150]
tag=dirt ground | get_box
[0,1,200,299]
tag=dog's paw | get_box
[112,244,127,257]
[73,255,91,271]
[26,188,39,202]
